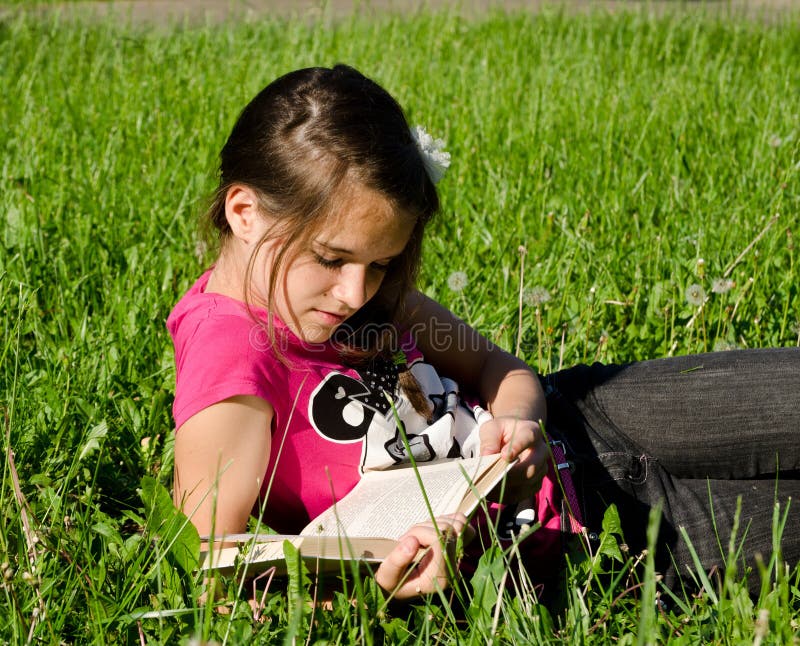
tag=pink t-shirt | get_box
[169,270,486,531]
[168,270,568,577]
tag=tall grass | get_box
[1,4,799,643]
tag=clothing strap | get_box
[550,440,585,534]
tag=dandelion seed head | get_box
[711,278,735,294]
[523,286,551,306]
[447,271,468,292]
[685,283,706,307]
[769,135,783,148]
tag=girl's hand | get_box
[375,514,471,600]
[479,417,548,502]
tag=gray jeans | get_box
[543,348,800,593]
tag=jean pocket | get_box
[596,451,649,485]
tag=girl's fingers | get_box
[500,420,540,460]
[479,419,504,454]
[492,426,550,501]
[375,514,470,599]
[374,535,422,591]
[480,417,551,501]
[403,514,467,541]
[480,418,540,459]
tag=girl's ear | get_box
[224,185,268,245]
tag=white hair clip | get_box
[411,125,451,184]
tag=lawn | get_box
[1,3,799,643]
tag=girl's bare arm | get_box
[403,291,545,420]
[173,393,465,598]
[403,292,549,499]
[173,395,273,537]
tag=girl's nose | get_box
[332,265,369,310]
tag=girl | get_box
[170,64,800,601]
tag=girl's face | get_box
[256,185,416,343]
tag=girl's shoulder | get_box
[169,269,252,331]
[168,270,272,354]
[168,271,286,429]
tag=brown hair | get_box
[205,65,439,412]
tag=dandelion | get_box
[711,278,735,294]
[769,135,783,148]
[696,258,705,279]
[523,286,551,306]
[447,271,468,292]
[685,283,706,307]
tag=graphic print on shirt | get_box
[307,360,487,473]
[308,372,380,443]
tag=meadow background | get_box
[1,1,799,643]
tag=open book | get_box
[199,453,514,576]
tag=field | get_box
[1,2,799,643]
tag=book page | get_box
[199,535,398,576]
[198,454,512,575]
[199,538,294,575]
[302,454,503,540]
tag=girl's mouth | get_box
[315,310,348,326]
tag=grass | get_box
[1,2,799,643]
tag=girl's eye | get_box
[314,253,343,270]
[314,252,392,273]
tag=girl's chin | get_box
[294,323,337,344]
